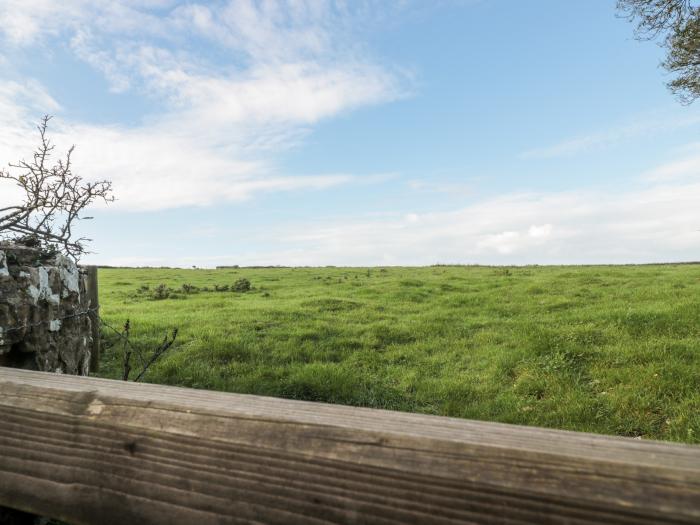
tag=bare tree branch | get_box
[0,115,114,260]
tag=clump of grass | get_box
[302,298,362,312]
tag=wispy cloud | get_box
[521,112,700,159]
[407,179,472,196]
[165,178,700,267]
[645,155,700,182]
[0,1,410,210]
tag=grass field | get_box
[97,264,700,443]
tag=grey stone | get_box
[0,242,92,375]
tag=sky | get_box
[0,0,699,267]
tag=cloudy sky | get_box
[1,0,699,266]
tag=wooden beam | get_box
[0,367,698,524]
[84,266,100,374]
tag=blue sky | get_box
[1,0,699,266]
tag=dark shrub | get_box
[152,284,170,300]
[233,278,252,292]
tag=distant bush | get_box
[181,283,199,294]
[233,278,252,292]
[152,284,170,300]
[133,279,252,299]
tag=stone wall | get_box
[0,242,93,375]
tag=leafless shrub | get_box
[0,115,114,260]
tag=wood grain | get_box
[85,266,100,374]
[0,367,698,524]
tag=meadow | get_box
[97,264,700,444]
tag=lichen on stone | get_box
[0,241,92,375]
[0,250,9,278]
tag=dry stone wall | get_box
[0,242,93,374]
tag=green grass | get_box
[97,265,700,443]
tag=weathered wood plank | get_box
[84,266,100,374]
[0,367,698,524]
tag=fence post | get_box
[86,266,100,374]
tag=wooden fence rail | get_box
[0,367,698,524]
[85,266,100,374]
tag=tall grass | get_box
[98,264,700,443]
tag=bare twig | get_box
[0,115,114,261]
[121,320,132,381]
[107,318,178,382]
[134,329,179,382]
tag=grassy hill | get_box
[97,264,700,443]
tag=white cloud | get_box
[0,0,171,46]
[0,0,63,45]
[527,223,552,238]
[69,30,133,93]
[644,153,700,182]
[168,180,700,267]
[0,1,408,210]
[154,61,401,127]
[0,81,63,208]
[170,1,339,64]
[522,112,700,159]
[0,103,355,211]
[0,80,60,124]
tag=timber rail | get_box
[0,367,698,524]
